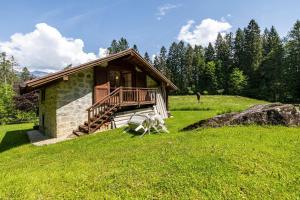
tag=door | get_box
[94,67,110,103]
[94,82,110,102]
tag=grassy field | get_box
[0,95,299,199]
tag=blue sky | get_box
[0,0,299,72]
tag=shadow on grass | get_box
[124,128,163,138]
[0,129,31,153]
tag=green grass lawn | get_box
[0,95,299,199]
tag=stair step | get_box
[72,98,121,137]
[79,125,89,133]
[73,130,86,136]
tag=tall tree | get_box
[167,42,180,90]
[159,46,168,76]
[192,45,206,92]
[259,26,284,101]
[144,52,151,63]
[284,20,300,101]
[204,42,215,62]
[176,41,187,92]
[154,46,169,77]
[118,37,129,51]
[214,33,232,92]
[184,44,194,92]
[108,38,130,54]
[243,19,263,95]
[0,53,16,95]
[234,28,246,70]
[133,44,139,52]
[108,39,119,54]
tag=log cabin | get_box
[20,49,177,138]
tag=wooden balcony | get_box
[85,87,157,133]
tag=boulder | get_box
[182,103,300,131]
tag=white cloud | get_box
[156,4,180,20]
[0,23,104,72]
[98,48,108,58]
[177,18,232,47]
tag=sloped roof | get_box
[20,49,177,93]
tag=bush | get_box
[0,84,37,124]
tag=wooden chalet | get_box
[20,49,177,138]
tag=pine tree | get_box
[118,37,129,51]
[144,52,151,63]
[108,39,119,54]
[154,46,169,77]
[184,44,194,92]
[176,41,187,93]
[153,56,160,69]
[262,28,270,56]
[133,44,139,52]
[204,42,215,62]
[192,45,206,92]
[284,20,300,101]
[259,26,284,101]
[214,33,232,92]
[234,28,245,70]
[108,38,130,54]
[167,42,180,90]
[159,46,168,77]
[243,19,263,96]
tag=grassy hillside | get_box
[0,96,299,199]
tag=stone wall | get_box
[39,68,94,138]
[39,85,57,137]
[56,69,94,137]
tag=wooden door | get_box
[94,82,110,102]
[94,67,110,103]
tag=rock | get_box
[182,103,300,131]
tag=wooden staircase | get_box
[73,87,157,136]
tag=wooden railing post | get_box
[137,88,140,106]
[120,87,123,105]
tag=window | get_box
[121,71,132,87]
[109,70,120,88]
[109,70,132,88]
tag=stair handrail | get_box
[86,87,121,111]
[87,87,122,133]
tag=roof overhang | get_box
[20,49,177,94]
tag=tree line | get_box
[109,19,300,103]
[0,52,37,124]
